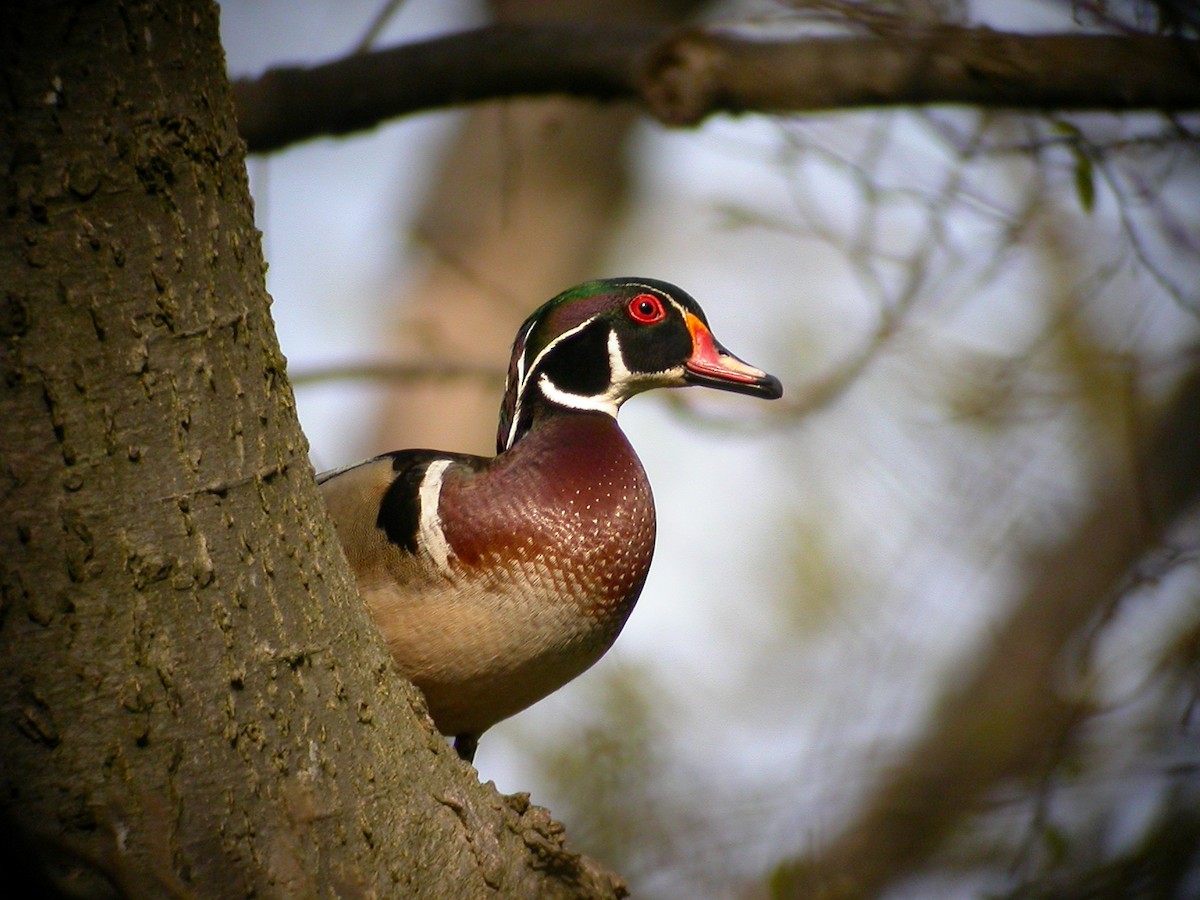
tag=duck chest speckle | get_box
[438,413,656,640]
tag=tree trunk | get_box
[0,2,622,896]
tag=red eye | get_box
[627,293,666,325]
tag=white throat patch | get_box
[537,328,681,416]
[501,285,693,450]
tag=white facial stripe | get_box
[504,407,520,452]
[538,373,621,417]
[503,284,692,449]
[417,459,454,575]
[664,295,691,322]
[519,316,596,395]
[536,329,629,416]
[605,327,686,395]
[621,280,672,297]
[618,282,692,322]
[504,318,541,450]
[537,329,685,417]
[513,317,537,390]
[607,326,631,384]
[505,313,606,450]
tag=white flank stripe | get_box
[417,459,454,575]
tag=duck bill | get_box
[683,313,783,400]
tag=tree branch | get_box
[233,24,1200,154]
[233,24,658,153]
[288,360,503,388]
[643,28,1200,123]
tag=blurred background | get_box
[221,1,1200,896]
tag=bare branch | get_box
[233,24,1200,154]
[233,24,659,153]
[288,360,503,388]
[351,0,410,54]
[642,28,1200,123]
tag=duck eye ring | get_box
[627,293,666,325]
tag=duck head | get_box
[498,278,782,452]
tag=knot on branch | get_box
[641,29,725,126]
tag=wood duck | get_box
[318,278,782,762]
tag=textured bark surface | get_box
[0,2,623,896]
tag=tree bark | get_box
[233,25,1200,153]
[0,2,623,896]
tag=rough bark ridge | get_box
[0,2,623,896]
